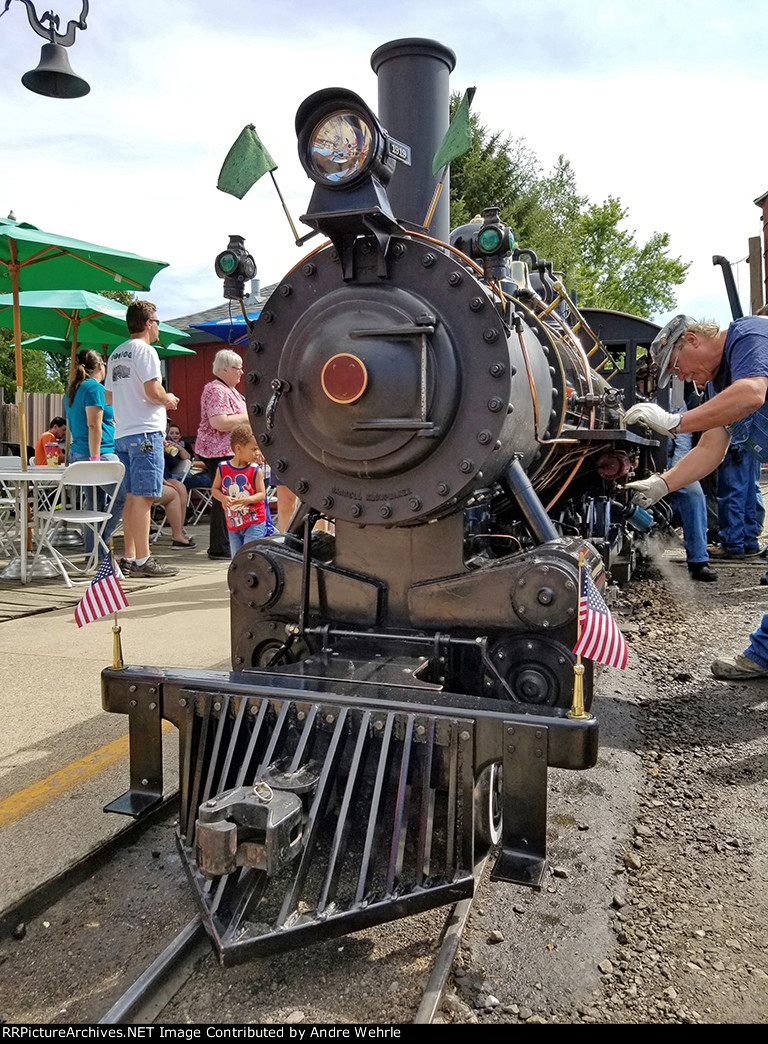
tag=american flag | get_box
[573,565,628,670]
[74,554,128,628]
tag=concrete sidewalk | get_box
[0,525,236,912]
[0,523,225,622]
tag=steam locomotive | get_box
[102,39,660,965]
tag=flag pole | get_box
[568,550,591,720]
[268,170,302,242]
[110,551,125,669]
[112,614,124,670]
[422,168,447,231]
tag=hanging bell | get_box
[21,43,90,99]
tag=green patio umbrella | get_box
[20,335,196,360]
[0,217,169,468]
[0,289,189,379]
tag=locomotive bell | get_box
[22,43,90,99]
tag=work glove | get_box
[625,474,669,508]
[624,403,680,438]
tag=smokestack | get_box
[371,39,456,242]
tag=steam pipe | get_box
[712,255,744,319]
[504,457,560,543]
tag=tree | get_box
[570,198,690,317]
[447,97,689,319]
[0,328,64,399]
[448,102,586,276]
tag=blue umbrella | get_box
[190,310,260,346]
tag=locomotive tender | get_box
[102,39,658,964]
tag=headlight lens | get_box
[308,111,374,184]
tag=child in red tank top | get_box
[212,424,267,555]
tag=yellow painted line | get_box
[0,720,175,828]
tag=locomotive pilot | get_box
[624,311,768,681]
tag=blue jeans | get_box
[68,449,127,554]
[228,521,266,555]
[745,613,768,667]
[717,446,762,553]
[668,431,708,565]
[114,432,164,497]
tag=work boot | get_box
[709,545,745,560]
[688,562,717,582]
[711,654,768,680]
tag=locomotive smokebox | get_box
[371,38,456,242]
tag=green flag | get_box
[431,88,476,176]
[217,125,277,199]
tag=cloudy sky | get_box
[1,0,765,329]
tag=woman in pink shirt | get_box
[194,349,249,559]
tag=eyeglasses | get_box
[668,341,685,376]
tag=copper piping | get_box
[514,323,580,446]
[544,456,585,512]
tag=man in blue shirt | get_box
[624,313,768,680]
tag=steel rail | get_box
[412,855,488,1024]
[99,916,209,1025]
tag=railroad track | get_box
[98,859,487,1025]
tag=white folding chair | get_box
[27,461,72,524]
[0,473,16,558]
[167,458,192,482]
[31,461,126,587]
[150,492,169,543]
[187,483,213,525]
[0,459,37,561]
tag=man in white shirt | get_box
[105,300,180,578]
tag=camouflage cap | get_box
[652,314,695,388]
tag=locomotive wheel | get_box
[474,762,503,850]
[486,634,585,710]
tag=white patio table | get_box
[0,462,66,583]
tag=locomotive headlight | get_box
[308,111,375,185]
[296,89,398,191]
[296,89,409,269]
